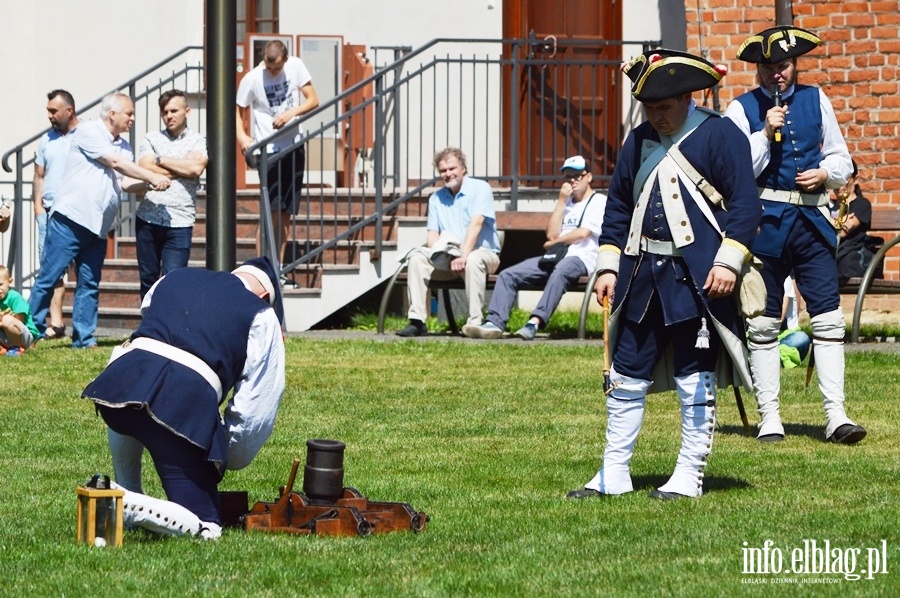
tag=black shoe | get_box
[395,320,427,337]
[44,325,67,340]
[566,488,606,499]
[828,424,867,445]
[649,489,689,500]
[280,274,299,289]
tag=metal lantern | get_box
[76,474,124,548]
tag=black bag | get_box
[537,192,597,272]
[538,242,569,271]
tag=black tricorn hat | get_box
[622,49,726,103]
[737,26,822,64]
[232,255,284,324]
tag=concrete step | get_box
[65,263,344,311]
[195,190,429,218]
[109,237,257,262]
[191,213,260,238]
[108,237,390,269]
[196,193,261,215]
[191,213,400,241]
[63,305,143,332]
[76,189,431,331]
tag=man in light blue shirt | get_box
[32,89,80,339]
[396,147,501,337]
[29,92,171,348]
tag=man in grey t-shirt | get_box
[136,89,208,298]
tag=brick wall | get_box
[684,0,900,279]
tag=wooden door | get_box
[503,0,622,187]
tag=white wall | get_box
[622,0,662,131]
[280,1,502,50]
[1,0,662,180]
[0,0,204,180]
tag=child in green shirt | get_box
[0,266,40,355]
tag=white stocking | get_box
[810,308,857,439]
[107,428,144,493]
[111,482,222,540]
[747,315,784,438]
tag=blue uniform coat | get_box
[83,268,270,470]
[601,113,761,392]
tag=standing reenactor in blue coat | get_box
[568,50,761,500]
[725,26,866,445]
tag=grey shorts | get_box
[0,325,35,349]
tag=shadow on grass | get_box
[716,422,827,442]
[632,475,752,495]
[36,337,123,350]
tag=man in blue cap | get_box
[82,256,286,539]
[463,155,606,340]
[567,49,760,500]
[724,26,865,445]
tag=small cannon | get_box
[227,440,429,537]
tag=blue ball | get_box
[780,330,811,361]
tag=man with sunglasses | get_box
[463,155,606,340]
[724,26,865,445]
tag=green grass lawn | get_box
[1,335,897,596]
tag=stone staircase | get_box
[63,188,429,332]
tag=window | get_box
[237,0,278,40]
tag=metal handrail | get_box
[244,38,493,160]
[849,235,900,342]
[0,46,204,288]
[3,36,658,325]
[2,45,203,173]
[244,36,651,160]
[247,36,655,279]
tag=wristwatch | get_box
[155,155,162,166]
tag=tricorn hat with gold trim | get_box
[737,26,822,64]
[622,49,726,103]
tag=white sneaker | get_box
[462,321,502,339]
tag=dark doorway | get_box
[503,0,623,187]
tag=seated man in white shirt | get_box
[463,156,607,340]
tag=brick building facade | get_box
[683,0,900,279]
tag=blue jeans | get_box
[135,218,193,299]
[36,212,65,286]
[485,255,587,329]
[29,213,106,348]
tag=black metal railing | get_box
[1,46,204,289]
[3,37,662,298]
[246,36,659,279]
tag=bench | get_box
[839,208,900,342]
[376,211,600,338]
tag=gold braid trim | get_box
[632,56,723,97]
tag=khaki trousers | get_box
[406,247,500,325]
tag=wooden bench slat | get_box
[392,271,592,293]
[869,208,900,232]
[495,211,550,231]
[840,278,900,293]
